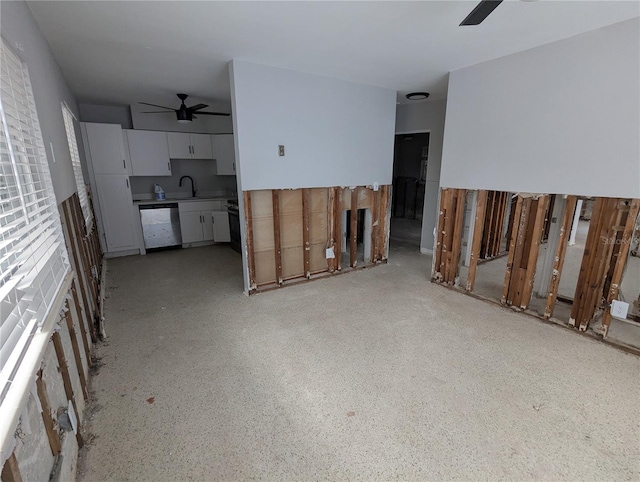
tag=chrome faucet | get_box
[179,175,196,197]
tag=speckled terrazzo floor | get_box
[78,241,640,481]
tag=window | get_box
[0,38,70,400]
[62,102,92,229]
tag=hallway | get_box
[79,245,639,480]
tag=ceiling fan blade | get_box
[187,103,209,112]
[193,111,231,117]
[139,102,175,110]
[460,0,503,26]
[141,110,174,114]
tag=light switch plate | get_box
[278,145,285,156]
[373,182,379,191]
[610,300,629,319]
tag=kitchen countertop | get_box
[133,196,236,206]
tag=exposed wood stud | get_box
[519,195,548,308]
[371,188,380,263]
[302,188,311,278]
[570,197,604,326]
[65,200,96,315]
[502,195,523,304]
[64,301,89,401]
[350,187,358,267]
[448,189,467,284]
[36,371,62,456]
[378,185,389,261]
[578,199,624,331]
[335,187,343,270]
[434,188,448,279]
[60,201,94,339]
[570,197,621,330]
[70,198,98,304]
[52,331,84,448]
[72,278,96,348]
[272,190,283,284]
[601,199,640,337]
[1,452,22,482]
[467,190,488,292]
[243,191,257,289]
[544,196,578,319]
[327,187,336,272]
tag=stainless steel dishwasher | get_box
[139,203,182,249]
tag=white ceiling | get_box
[28,1,639,108]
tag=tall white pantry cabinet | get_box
[80,122,140,256]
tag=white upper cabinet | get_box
[189,133,213,159]
[82,122,129,175]
[167,132,192,159]
[125,130,171,176]
[167,132,213,159]
[212,134,236,175]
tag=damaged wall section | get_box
[243,185,391,293]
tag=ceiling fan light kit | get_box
[140,93,230,123]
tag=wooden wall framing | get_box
[433,188,466,284]
[480,190,510,259]
[243,185,391,292]
[2,192,103,479]
[59,193,103,340]
[433,187,640,346]
[502,194,548,309]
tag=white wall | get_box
[230,60,397,191]
[2,0,81,204]
[441,18,640,199]
[79,103,133,128]
[395,99,447,253]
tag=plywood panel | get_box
[309,188,329,272]
[251,190,276,284]
[254,250,276,284]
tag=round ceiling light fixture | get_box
[406,92,430,100]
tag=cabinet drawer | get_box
[178,200,221,212]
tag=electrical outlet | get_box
[278,145,285,156]
[610,300,629,319]
[325,247,335,259]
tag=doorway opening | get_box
[390,132,429,250]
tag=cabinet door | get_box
[212,134,236,175]
[126,130,171,176]
[167,132,192,159]
[212,211,231,242]
[179,211,204,243]
[84,123,128,175]
[201,211,214,241]
[190,133,213,159]
[95,174,136,251]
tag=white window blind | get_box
[0,38,70,400]
[62,103,92,229]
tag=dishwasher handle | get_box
[139,203,179,210]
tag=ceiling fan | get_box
[460,0,504,26]
[139,94,230,123]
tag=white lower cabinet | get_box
[95,174,137,252]
[179,211,207,243]
[179,201,230,245]
[212,211,231,242]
